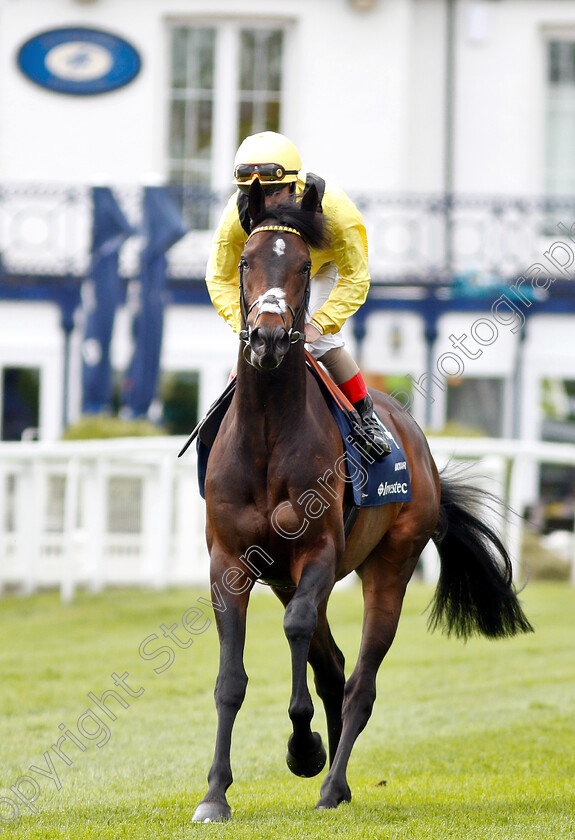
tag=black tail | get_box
[429,473,534,640]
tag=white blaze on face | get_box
[273,238,286,257]
[256,287,287,316]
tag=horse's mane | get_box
[250,197,330,251]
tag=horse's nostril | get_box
[249,327,266,354]
[273,326,291,356]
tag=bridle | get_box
[238,225,311,360]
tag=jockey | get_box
[205,130,389,456]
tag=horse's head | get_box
[239,180,328,372]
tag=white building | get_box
[1,0,575,443]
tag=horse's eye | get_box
[301,261,311,275]
[240,257,249,271]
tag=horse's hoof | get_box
[192,801,231,822]
[315,798,351,810]
[315,780,352,809]
[286,731,327,778]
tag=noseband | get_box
[238,226,311,358]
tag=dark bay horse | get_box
[192,180,532,822]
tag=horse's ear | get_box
[248,179,266,222]
[301,183,319,214]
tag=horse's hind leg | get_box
[316,542,420,809]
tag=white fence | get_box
[0,437,209,601]
[1,436,575,601]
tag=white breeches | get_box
[305,261,345,360]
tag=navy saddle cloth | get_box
[195,366,411,508]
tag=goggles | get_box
[234,162,299,183]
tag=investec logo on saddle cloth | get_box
[378,480,409,497]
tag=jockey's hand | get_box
[304,323,322,343]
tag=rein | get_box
[238,225,311,360]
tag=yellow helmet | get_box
[233,131,302,187]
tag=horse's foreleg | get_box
[316,549,419,809]
[272,589,345,769]
[283,558,336,778]
[308,602,346,764]
[192,567,252,823]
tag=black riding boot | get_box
[353,394,391,460]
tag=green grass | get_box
[0,581,573,839]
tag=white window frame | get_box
[543,29,575,196]
[164,17,296,210]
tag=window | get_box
[446,377,504,437]
[237,29,283,143]
[167,22,286,228]
[545,40,575,194]
[541,377,575,440]
[1,367,40,441]
[161,370,199,434]
[168,27,216,228]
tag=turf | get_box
[0,581,573,839]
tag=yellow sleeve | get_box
[309,187,370,336]
[205,193,247,334]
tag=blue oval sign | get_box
[17,27,141,95]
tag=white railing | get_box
[0,437,209,601]
[424,437,575,587]
[1,436,574,601]
[4,183,575,282]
